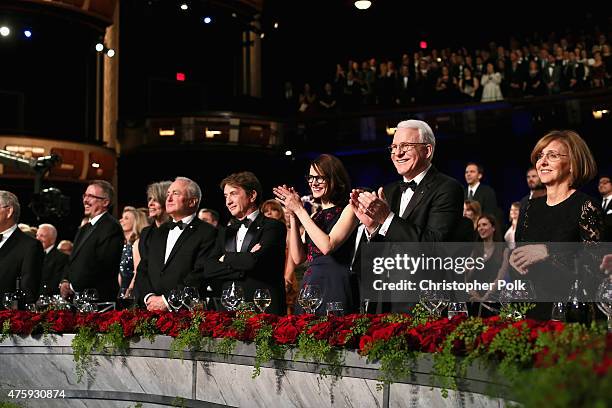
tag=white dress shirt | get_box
[377,164,432,238]
[164,213,196,263]
[467,182,480,199]
[0,224,18,250]
[236,210,260,252]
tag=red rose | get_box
[273,321,299,344]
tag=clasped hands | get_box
[509,244,549,275]
[349,187,390,233]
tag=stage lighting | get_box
[354,1,372,10]
[285,150,292,156]
[180,3,188,11]
[274,22,279,29]
[106,49,115,58]
[420,41,428,49]
[260,33,265,39]
[95,43,104,52]
[203,16,212,24]
[0,27,10,37]
[24,30,32,38]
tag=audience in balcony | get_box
[284,27,611,113]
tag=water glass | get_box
[551,302,567,322]
[167,289,183,312]
[326,301,344,317]
[298,284,322,314]
[447,302,469,319]
[2,293,17,310]
[596,279,612,332]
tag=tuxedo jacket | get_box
[464,183,499,218]
[0,227,44,302]
[40,247,68,295]
[135,217,217,305]
[64,212,123,302]
[378,166,464,242]
[202,213,287,315]
[602,199,612,242]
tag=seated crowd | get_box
[285,29,612,114]
[1,120,611,320]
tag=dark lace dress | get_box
[295,206,357,315]
[514,191,603,317]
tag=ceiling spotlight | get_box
[180,3,188,11]
[260,32,265,39]
[95,43,104,52]
[24,30,32,38]
[354,1,372,10]
[0,26,10,37]
[231,13,237,18]
[284,150,292,156]
[106,48,115,58]
[273,22,279,29]
[203,16,212,24]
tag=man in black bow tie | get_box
[351,119,464,243]
[202,171,286,314]
[135,177,217,310]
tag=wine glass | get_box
[73,292,87,312]
[298,284,322,314]
[2,293,16,310]
[596,279,612,332]
[117,288,136,310]
[167,289,183,312]
[253,288,272,313]
[35,294,51,312]
[181,287,200,311]
[419,289,449,318]
[551,302,567,322]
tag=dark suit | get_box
[465,183,500,219]
[0,227,44,302]
[202,213,287,315]
[40,247,68,295]
[371,166,464,313]
[64,212,123,302]
[135,217,217,305]
[602,198,612,242]
[380,166,464,242]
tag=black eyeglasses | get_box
[82,193,107,201]
[306,175,327,184]
[387,142,429,154]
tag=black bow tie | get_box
[399,180,418,192]
[169,220,185,230]
[230,218,252,228]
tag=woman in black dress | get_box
[467,214,510,316]
[510,130,603,318]
[273,154,358,315]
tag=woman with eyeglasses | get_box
[509,130,603,319]
[273,154,358,315]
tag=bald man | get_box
[37,224,69,295]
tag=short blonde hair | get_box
[530,130,597,188]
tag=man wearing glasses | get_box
[60,180,123,302]
[0,190,44,305]
[350,120,466,312]
[351,119,464,243]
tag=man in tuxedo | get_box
[352,120,464,243]
[36,223,68,295]
[350,120,465,312]
[198,208,219,228]
[519,167,546,212]
[135,177,217,311]
[203,171,287,315]
[60,180,123,302]
[0,191,43,303]
[599,175,612,241]
[464,162,500,219]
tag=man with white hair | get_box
[135,177,217,311]
[350,120,467,313]
[36,223,68,295]
[0,190,44,303]
[351,119,464,242]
